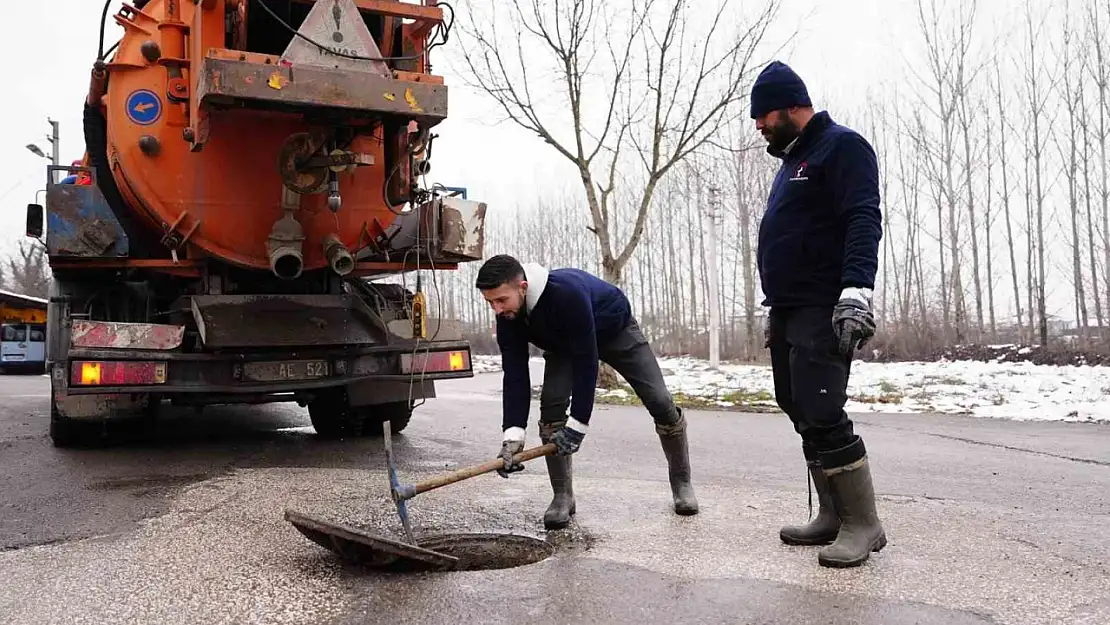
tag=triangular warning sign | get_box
[281,0,391,76]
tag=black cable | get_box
[425,1,454,57]
[254,0,428,62]
[98,0,113,60]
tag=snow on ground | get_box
[469,354,1110,424]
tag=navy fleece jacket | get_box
[756,111,883,307]
[497,265,631,433]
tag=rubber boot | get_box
[780,451,840,545]
[818,447,887,568]
[655,410,699,515]
[539,420,575,530]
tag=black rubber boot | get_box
[539,420,575,530]
[818,439,886,568]
[655,410,699,515]
[779,455,840,546]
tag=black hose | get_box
[98,0,112,60]
[99,0,151,61]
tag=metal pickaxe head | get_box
[383,420,416,544]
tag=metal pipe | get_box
[86,61,108,107]
[323,233,354,276]
[266,212,305,280]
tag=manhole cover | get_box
[417,533,555,572]
[285,510,555,573]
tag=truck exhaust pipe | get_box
[323,233,354,276]
[267,212,305,280]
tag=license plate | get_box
[241,360,329,382]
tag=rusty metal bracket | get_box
[161,210,202,263]
[187,0,213,151]
[196,55,448,124]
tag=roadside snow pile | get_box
[654,357,1110,423]
[472,355,503,374]
[928,343,1110,367]
[470,354,1110,423]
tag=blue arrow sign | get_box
[126,89,162,126]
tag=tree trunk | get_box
[997,66,1024,339]
[705,186,721,367]
[984,103,997,339]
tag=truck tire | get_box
[362,401,414,436]
[307,387,368,439]
[49,399,97,448]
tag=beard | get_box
[762,115,802,154]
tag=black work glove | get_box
[551,421,586,455]
[832,288,876,355]
[497,428,525,478]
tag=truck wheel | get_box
[49,401,97,448]
[307,387,367,439]
[362,401,414,436]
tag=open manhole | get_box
[416,533,555,572]
[286,510,555,574]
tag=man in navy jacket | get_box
[751,61,886,568]
[475,254,697,529]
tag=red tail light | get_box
[70,361,167,386]
[400,350,471,374]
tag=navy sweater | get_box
[756,111,883,307]
[497,267,631,432]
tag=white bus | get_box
[0,322,47,374]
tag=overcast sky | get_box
[0,0,914,251]
[4,0,1070,319]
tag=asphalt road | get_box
[1,364,1108,625]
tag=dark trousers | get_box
[539,318,680,427]
[768,306,863,466]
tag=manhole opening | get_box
[417,533,554,572]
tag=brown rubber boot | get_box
[780,455,840,546]
[539,420,575,530]
[655,410,699,515]
[818,454,887,567]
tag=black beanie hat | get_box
[749,61,812,119]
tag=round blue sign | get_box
[126,89,162,126]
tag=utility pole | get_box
[47,118,59,172]
[26,119,60,184]
[47,118,60,184]
[706,185,721,369]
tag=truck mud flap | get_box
[191,294,390,349]
[53,389,151,421]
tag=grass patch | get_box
[851,391,905,404]
[531,384,780,413]
[921,375,968,386]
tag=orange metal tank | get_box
[99,0,446,277]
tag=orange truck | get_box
[25,0,486,447]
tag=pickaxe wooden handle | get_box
[392,443,557,501]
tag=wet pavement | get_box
[1,365,1108,624]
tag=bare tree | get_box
[1,240,52,300]
[954,35,987,339]
[1088,0,1110,319]
[454,0,783,285]
[991,61,1025,339]
[1021,0,1058,345]
[1054,8,1089,337]
[1080,23,1105,330]
[912,0,980,342]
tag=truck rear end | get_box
[26,0,488,447]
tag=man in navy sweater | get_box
[751,61,886,568]
[475,254,697,529]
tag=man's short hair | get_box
[475,254,525,290]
